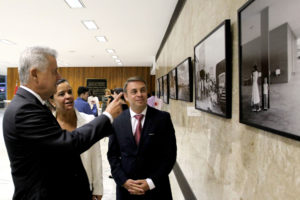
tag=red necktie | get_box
[134,114,144,145]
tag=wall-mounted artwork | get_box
[163,74,169,104]
[159,77,163,99]
[194,19,232,118]
[176,57,193,102]
[238,0,300,140]
[156,78,160,98]
[168,68,177,100]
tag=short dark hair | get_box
[123,76,147,93]
[114,88,123,94]
[77,86,89,96]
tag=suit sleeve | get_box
[13,103,113,154]
[149,112,177,188]
[107,130,128,186]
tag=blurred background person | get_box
[88,89,100,114]
[147,91,155,108]
[113,88,128,111]
[51,79,103,200]
[75,86,98,116]
[102,88,112,112]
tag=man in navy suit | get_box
[107,77,177,200]
[3,46,122,199]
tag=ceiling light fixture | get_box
[117,63,123,66]
[112,55,118,59]
[0,39,16,45]
[82,20,98,30]
[106,49,115,54]
[115,59,121,63]
[64,0,85,8]
[96,36,107,42]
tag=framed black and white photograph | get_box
[238,0,300,140]
[156,78,160,98]
[177,57,193,102]
[163,74,169,104]
[194,19,232,118]
[159,77,163,99]
[168,68,177,100]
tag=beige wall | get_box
[156,0,300,199]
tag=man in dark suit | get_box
[107,77,177,200]
[3,46,122,200]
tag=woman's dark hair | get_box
[56,78,68,86]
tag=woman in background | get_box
[51,79,103,200]
[101,88,112,112]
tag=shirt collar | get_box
[129,106,147,118]
[20,85,46,105]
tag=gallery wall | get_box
[156,0,300,199]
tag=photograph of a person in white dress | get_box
[251,65,261,112]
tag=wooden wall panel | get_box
[7,66,154,100]
[7,68,19,100]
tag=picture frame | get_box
[168,68,177,100]
[238,0,300,140]
[194,19,232,118]
[159,77,163,99]
[163,74,169,104]
[176,57,193,102]
[86,78,107,101]
[156,78,160,98]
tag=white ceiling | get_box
[0,0,178,68]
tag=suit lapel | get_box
[122,109,137,148]
[138,106,153,149]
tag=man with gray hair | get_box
[3,46,123,199]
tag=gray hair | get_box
[123,76,147,93]
[18,46,57,85]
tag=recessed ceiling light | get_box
[64,0,85,8]
[96,36,107,42]
[112,55,118,59]
[0,39,16,45]
[106,49,115,54]
[115,59,121,63]
[82,20,98,30]
[117,63,123,66]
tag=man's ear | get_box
[124,93,128,101]
[30,68,38,81]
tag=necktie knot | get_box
[134,114,144,121]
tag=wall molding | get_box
[173,162,197,200]
[155,0,187,61]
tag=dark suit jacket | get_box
[107,106,177,200]
[3,87,113,200]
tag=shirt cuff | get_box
[103,111,113,124]
[146,178,155,190]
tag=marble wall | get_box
[156,0,300,199]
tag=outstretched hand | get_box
[105,93,123,119]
